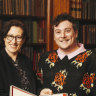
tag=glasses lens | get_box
[6,35,23,41]
[7,35,14,41]
[16,36,23,41]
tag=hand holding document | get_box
[39,88,68,96]
[40,93,68,96]
[9,85,68,96]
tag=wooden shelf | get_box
[0,14,46,21]
[26,43,46,48]
[77,19,96,25]
[84,44,96,49]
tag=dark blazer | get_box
[0,48,36,96]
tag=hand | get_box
[40,88,53,96]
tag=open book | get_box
[9,85,36,96]
[9,85,68,96]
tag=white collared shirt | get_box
[57,43,86,60]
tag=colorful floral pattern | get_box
[40,50,96,95]
[71,50,92,69]
[75,52,88,63]
[54,72,66,86]
[51,70,68,91]
[80,73,96,94]
[45,52,58,68]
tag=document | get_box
[9,85,68,96]
[9,85,36,96]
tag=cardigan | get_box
[37,50,96,96]
[0,48,36,96]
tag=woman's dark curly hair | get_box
[53,13,78,31]
[0,19,28,47]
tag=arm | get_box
[0,74,9,96]
[0,61,9,96]
[81,51,96,96]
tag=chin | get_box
[60,46,71,50]
[60,45,69,49]
[9,49,17,53]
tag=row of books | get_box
[70,0,82,19]
[21,46,45,72]
[70,0,96,20]
[79,24,96,45]
[0,0,46,16]
[82,0,96,20]
[24,20,45,44]
[0,20,45,44]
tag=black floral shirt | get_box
[37,50,96,96]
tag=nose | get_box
[61,31,66,37]
[12,37,17,43]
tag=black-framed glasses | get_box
[6,35,23,42]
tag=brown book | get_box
[70,0,76,18]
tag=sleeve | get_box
[88,53,96,96]
[0,56,9,96]
[24,55,42,94]
[0,70,9,96]
[36,54,45,95]
[82,52,96,96]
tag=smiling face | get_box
[54,20,78,52]
[4,26,25,56]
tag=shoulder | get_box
[40,50,57,59]
[80,49,96,60]
[74,49,96,63]
[85,49,96,58]
[84,49,96,66]
[38,50,58,65]
[0,48,6,59]
[19,52,34,69]
[18,52,32,65]
[19,52,31,60]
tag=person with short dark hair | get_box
[0,19,37,96]
[38,13,96,96]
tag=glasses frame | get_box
[6,35,23,42]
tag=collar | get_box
[57,43,86,60]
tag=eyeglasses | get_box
[6,35,23,42]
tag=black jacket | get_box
[0,48,36,96]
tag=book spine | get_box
[70,0,76,18]
[33,21,37,43]
[0,0,3,14]
[76,0,82,18]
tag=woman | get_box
[0,19,37,96]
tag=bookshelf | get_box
[47,0,96,50]
[0,0,47,72]
[77,19,96,49]
[0,0,96,71]
[70,0,96,49]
